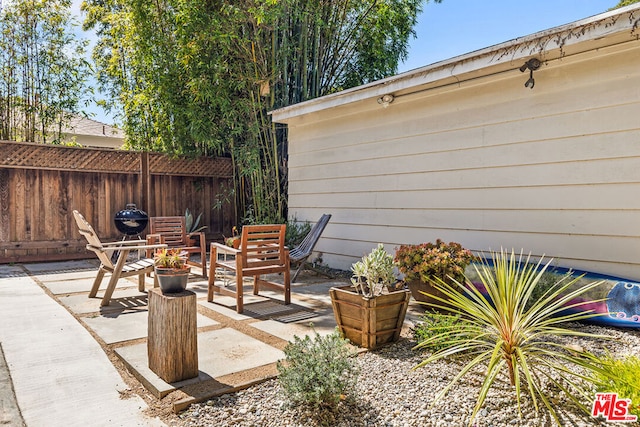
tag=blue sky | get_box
[399,0,616,72]
[78,0,617,125]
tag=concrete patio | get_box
[0,259,424,426]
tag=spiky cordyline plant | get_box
[414,249,610,425]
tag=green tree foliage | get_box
[81,0,431,223]
[612,0,640,8]
[0,0,91,143]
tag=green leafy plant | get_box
[285,216,311,248]
[153,248,187,269]
[277,329,358,411]
[525,265,575,311]
[224,226,240,247]
[351,244,398,297]
[394,239,475,285]
[83,0,426,224]
[412,311,467,353]
[0,0,92,144]
[414,248,609,425]
[589,352,640,418]
[185,208,207,234]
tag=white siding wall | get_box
[285,42,640,280]
[74,134,124,149]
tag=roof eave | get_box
[270,4,640,123]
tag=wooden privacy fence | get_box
[0,141,234,263]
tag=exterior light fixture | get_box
[377,94,394,108]
[520,58,541,89]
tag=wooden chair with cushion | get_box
[207,224,290,313]
[73,210,166,306]
[146,216,207,278]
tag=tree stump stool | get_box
[148,288,198,383]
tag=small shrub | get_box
[525,265,574,311]
[285,216,311,248]
[412,311,466,353]
[589,352,640,418]
[394,239,475,285]
[277,329,358,411]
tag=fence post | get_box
[141,151,151,216]
[0,169,8,242]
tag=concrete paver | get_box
[0,342,25,427]
[249,312,336,343]
[115,328,285,398]
[57,289,152,315]
[82,311,219,344]
[20,260,96,274]
[0,269,165,427]
[1,260,424,425]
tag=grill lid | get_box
[114,203,148,235]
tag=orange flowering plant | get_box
[394,239,476,284]
[153,248,188,269]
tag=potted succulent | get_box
[154,248,191,293]
[394,239,475,305]
[330,244,410,349]
[224,226,241,249]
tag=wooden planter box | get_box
[330,286,411,350]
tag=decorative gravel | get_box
[176,323,640,427]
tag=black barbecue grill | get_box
[114,203,149,236]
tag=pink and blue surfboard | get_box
[466,265,640,328]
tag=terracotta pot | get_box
[407,279,460,312]
[225,237,240,249]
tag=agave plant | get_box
[185,208,207,234]
[414,248,610,425]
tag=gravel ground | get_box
[175,323,640,427]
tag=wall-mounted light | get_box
[519,58,541,89]
[377,94,394,108]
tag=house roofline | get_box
[61,115,124,139]
[271,4,640,123]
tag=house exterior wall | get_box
[69,134,124,149]
[282,40,640,280]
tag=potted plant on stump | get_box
[154,248,191,293]
[330,244,410,350]
[394,239,475,306]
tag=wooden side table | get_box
[211,242,237,286]
[147,288,198,383]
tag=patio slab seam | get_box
[21,261,345,414]
[7,260,428,423]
